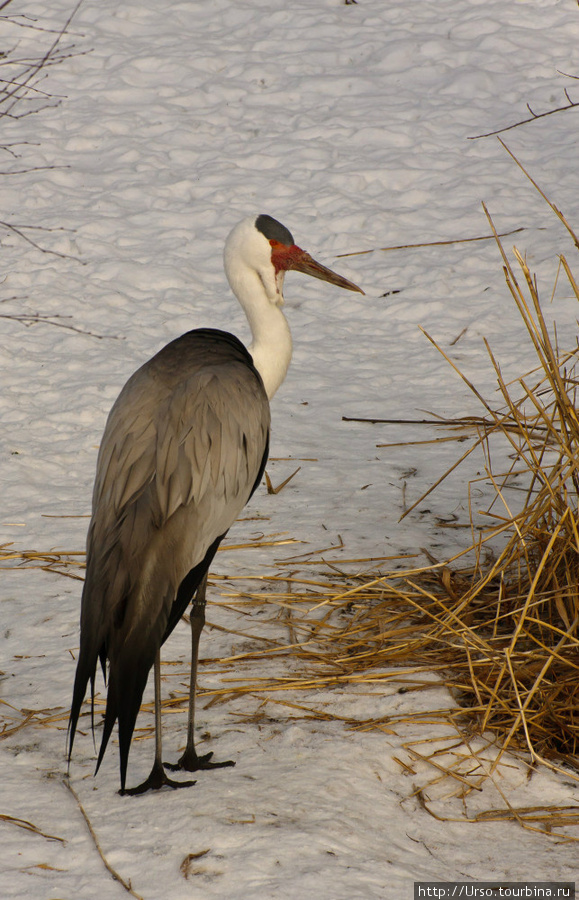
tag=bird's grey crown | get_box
[255,214,294,247]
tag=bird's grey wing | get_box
[80,350,270,660]
[91,374,159,521]
[154,365,270,522]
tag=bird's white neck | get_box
[246,299,293,400]
[224,240,293,400]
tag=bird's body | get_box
[68,214,363,793]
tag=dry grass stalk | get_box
[0,812,66,845]
[0,544,86,580]
[63,777,145,900]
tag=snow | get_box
[2,0,579,896]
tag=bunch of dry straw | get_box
[201,189,579,832]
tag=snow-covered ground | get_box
[2,1,579,897]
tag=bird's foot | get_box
[120,759,197,796]
[164,747,235,773]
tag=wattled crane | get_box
[68,214,363,794]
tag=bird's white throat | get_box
[247,302,293,400]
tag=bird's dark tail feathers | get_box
[95,654,152,792]
[68,637,150,792]
[68,533,229,791]
[67,644,103,767]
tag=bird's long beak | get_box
[290,248,365,294]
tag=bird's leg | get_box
[121,650,197,795]
[165,573,235,773]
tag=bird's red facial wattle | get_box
[269,240,364,294]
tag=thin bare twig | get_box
[468,90,579,140]
[0,219,83,261]
[0,311,115,340]
[0,2,84,118]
